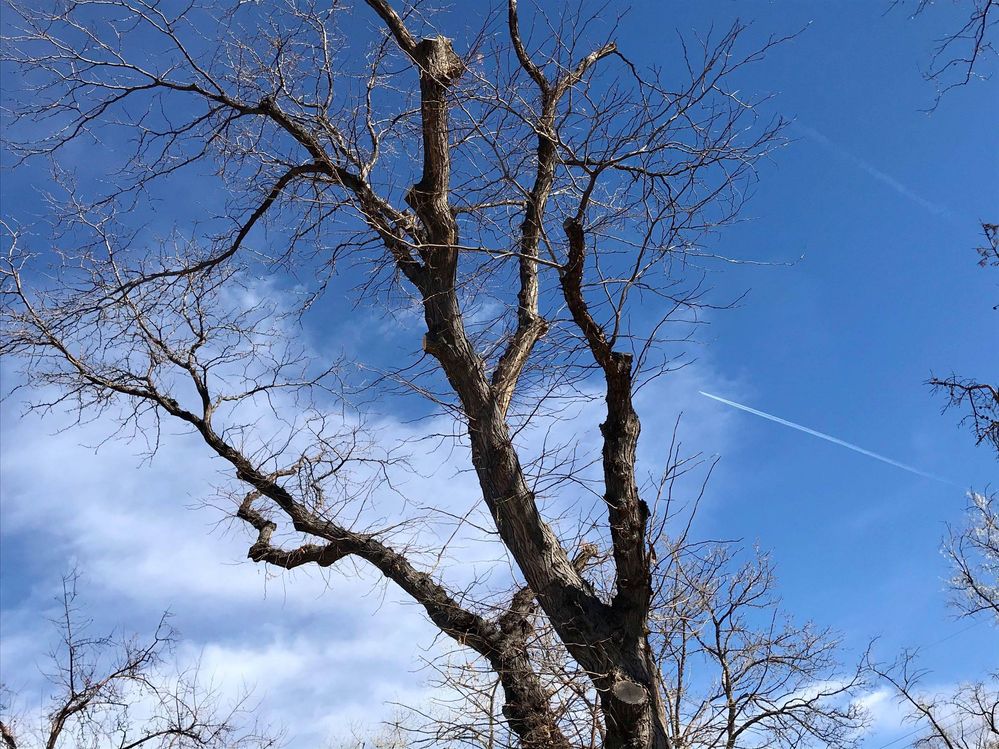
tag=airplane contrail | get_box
[698,391,960,486]
[796,124,962,229]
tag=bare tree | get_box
[878,481,999,748]
[930,375,999,453]
[928,223,998,452]
[399,536,868,749]
[946,490,999,624]
[974,223,999,270]
[893,0,998,106]
[934,225,998,625]
[0,574,280,749]
[331,447,866,749]
[869,649,997,749]
[0,1,838,746]
[869,226,999,749]
[866,495,998,749]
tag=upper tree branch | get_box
[361,2,600,621]
[364,0,419,58]
[507,0,549,93]
[492,6,616,417]
[561,212,650,630]
[108,161,330,299]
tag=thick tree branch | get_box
[561,216,649,623]
[364,0,419,58]
[507,0,549,92]
[0,721,16,749]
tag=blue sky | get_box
[1,1,996,747]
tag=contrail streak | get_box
[796,124,962,228]
[698,391,960,486]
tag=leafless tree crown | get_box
[929,223,999,453]
[874,225,999,749]
[0,574,280,749]
[0,2,870,747]
[893,0,997,106]
[871,487,998,749]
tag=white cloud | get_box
[856,687,910,735]
[1,347,740,747]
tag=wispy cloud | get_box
[698,391,960,486]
